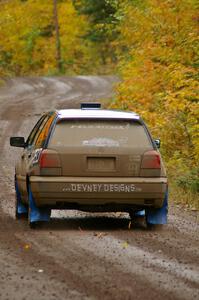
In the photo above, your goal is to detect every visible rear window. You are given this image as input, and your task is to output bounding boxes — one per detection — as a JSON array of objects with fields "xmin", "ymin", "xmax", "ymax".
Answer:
[{"xmin": 48, "ymin": 120, "xmax": 151, "ymax": 148}]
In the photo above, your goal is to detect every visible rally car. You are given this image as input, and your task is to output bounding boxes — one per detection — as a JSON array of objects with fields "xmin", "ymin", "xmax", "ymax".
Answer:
[{"xmin": 10, "ymin": 103, "xmax": 168, "ymax": 228}]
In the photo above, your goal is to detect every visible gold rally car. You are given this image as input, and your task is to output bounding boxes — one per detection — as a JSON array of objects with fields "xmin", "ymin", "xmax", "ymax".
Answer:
[{"xmin": 10, "ymin": 103, "xmax": 168, "ymax": 228}]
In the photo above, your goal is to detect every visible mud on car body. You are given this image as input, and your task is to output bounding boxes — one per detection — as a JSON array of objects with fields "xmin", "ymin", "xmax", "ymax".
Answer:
[{"xmin": 10, "ymin": 103, "xmax": 168, "ymax": 228}]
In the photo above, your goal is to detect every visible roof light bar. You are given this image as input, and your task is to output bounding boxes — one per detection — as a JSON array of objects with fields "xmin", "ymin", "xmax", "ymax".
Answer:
[{"xmin": 81, "ymin": 103, "xmax": 101, "ymax": 110}]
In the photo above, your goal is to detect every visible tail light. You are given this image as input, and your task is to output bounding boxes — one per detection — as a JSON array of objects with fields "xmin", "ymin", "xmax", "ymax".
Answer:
[
  {"xmin": 141, "ymin": 150, "xmax": 161, "ymax": 169},
  {"xmin": 39, "ymin": 149, "xmax": 61, "ymax": 168}
]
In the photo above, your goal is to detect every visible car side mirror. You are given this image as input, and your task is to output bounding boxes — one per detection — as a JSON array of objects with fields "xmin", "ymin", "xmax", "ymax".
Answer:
[
  {"xmin": 10, "ymin": 137, "xmax": 26, "ymax": 148},
  {"xmin": 154, "ymin": 139, "xmax": 161, "ymax": 148}
]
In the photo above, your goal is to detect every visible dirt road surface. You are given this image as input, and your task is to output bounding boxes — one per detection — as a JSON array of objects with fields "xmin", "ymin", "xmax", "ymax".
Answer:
[{"xmin": 0, "ymin": 77, "xmax": 198, "ymax": 300}]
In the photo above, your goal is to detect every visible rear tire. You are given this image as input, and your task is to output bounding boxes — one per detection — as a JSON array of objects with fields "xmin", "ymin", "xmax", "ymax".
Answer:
[
  {"xmin": 129, "ymin": 210, "xmax": 146, "ymax": 228},
  {"xmin": 146, "ymin": 221, "xmax": 163, "ymax": 230},
  {"xmin": 28, "ymin": 221, "xmax": 39, "ymax": 229},
  {"xmin": 146, "ymin": 221, "xmax": 155, "ymax": 230}
]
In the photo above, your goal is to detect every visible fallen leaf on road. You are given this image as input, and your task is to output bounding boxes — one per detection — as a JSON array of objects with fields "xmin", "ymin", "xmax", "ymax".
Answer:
[
  {"xmin": 122, "ymin": 241, "xmax": 128, "ymax": 249},
  {"xmin": 24, "ymin": 244, "xmax": 30, "ymax": 250}
]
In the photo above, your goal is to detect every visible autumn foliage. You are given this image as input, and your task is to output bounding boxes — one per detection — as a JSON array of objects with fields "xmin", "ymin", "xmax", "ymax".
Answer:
[
  {"xmin": 0, "ymin": 0, "xmax": 95, "ymax": 75},
  {"xmin": 110, "ymin": 0, "xmax": 199, "ymax": 194}
]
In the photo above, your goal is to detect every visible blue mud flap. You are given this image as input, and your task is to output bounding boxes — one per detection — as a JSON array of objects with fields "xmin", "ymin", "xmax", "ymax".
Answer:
[
  {"xmin": 15, "ymin": 179, "xmax": 28, "ymax": 215},
  {"xmin": 146, "ymin": 190, "xmax": 168, "ymax": 225},
  {"xmin": 28, "ymin": 185, "xmax": 51, "ymax": 223}
]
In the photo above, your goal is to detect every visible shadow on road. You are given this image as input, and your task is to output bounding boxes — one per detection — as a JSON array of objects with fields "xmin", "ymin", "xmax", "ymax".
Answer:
[{"xmin": 34, "ymin": 214, "xmax": 148, "ymax": 232}]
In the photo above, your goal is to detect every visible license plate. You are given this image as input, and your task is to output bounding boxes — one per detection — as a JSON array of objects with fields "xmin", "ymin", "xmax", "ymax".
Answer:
[{"xmin": 87, "ymin": 157, "xmax": 116, "ymax": 172}]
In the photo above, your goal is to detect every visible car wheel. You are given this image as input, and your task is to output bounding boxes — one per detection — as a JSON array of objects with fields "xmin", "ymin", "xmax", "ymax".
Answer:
[
  {"xmin": 129, "ymin": 210, "xmax": 146, "ymax": 228},
  {"xmin": 146, "ymin": 221, "xmax": 164, "ymax": 230},
  {"xmin": 145, "ymin": 221, "xmax": 155, "ymax": 230}
]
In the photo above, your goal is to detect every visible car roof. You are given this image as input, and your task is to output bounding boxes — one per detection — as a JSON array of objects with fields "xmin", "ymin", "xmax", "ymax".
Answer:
[{"xmin": 56, "ymin": 109, "xmax": 140, "ymax": 121}]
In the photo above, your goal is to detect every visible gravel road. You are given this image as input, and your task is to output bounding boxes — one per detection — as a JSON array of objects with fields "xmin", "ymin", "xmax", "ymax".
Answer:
[{"xmin": 0, "ymin": 77, "xmax": 198, "ymax": 300}]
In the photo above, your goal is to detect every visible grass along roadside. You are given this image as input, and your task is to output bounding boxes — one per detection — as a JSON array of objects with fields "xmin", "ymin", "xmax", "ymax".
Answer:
[{"xmin": 169, "ymin": 180, "xmax": 199, "ymax": 211}]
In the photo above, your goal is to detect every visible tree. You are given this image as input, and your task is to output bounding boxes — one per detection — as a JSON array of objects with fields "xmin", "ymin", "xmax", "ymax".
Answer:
[
  {"xmin": 111, "ymin": 0, "xmax": 199, "ymax": 188},
  {"xmin": 0, "ymin": 0, "xmax": 94, "ymax": 76},
  {"xmin": 73, "ymin": 0, "xmax": 121, "ymax": 64}
]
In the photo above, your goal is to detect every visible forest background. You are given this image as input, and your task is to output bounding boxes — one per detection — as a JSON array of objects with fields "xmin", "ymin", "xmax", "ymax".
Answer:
[{"xmin": 0, "ymin": 0, "xmax": 198, "ymax": 209}]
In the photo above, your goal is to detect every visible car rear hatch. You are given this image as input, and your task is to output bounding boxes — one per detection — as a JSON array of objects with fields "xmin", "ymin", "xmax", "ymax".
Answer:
[{"xmin": 47, "ymin": 119, "xmax": 154, "ymax": 177}]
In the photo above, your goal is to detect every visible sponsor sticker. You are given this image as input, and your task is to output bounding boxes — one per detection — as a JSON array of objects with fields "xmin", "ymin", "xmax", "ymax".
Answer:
[{"xmin": 62, "ymin": 183, "xmax": 141, "ymax": 193}]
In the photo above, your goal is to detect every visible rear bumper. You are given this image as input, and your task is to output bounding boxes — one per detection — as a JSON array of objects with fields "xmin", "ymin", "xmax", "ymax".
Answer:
[{"xmin": 29, "ymin": 176, "xmax": 168, "ymax": 209}]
